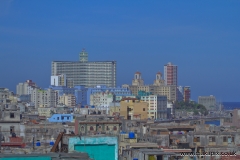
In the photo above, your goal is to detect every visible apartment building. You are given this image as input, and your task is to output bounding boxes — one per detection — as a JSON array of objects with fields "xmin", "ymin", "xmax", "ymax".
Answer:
[
  {"xmin": 51, "ymin": 49, "xmax": 116, "ymax": 87},
  {"xmin": 120, "ymin": 98, "xmax": 148, "ymax": 120},
  {"xmin": 59, "ymin": 94, "xmax": 76, "ymax": 107},
  {"xmin": 141, "ymin": 95, "xmax": 167, "ymax": 119},
  {"xmin": 16, "ymin": 80, "xmax": 38, "ymax": 96},
  {"xmin": 31, "ymin": 88, "xmax": 57, "ymax": 108},
  {"xmin": 90, "ymin": 91, "xmax": 115, "ymax": 113},
  {"xmin": 164, "ymin": 62, "xmax": 177, "ymax": 86}
]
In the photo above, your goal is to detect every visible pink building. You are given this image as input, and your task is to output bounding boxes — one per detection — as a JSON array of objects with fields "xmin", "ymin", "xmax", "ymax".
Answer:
[{"xmin": 164, "ymin": 62, "xmax": 178, "ymax": 86}]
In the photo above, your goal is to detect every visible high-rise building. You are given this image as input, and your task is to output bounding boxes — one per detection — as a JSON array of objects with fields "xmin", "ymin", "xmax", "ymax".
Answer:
[
  {"xmin": 16, "ymin": 80, "xmax": 38, "ymax": 96},
  {"xmin": 183, "ymin": 86, "xmax": 191, "ymax": 102},
  {"xmin": 164, "ymin": 62, "xmax": 178, "ymax": 86},
  {"xmin": 177, "ymin": 86, "xmax": 191, "ymax": 102},
  {"xmin": 51, "ymin": 49, "xmax": 116, "ymax": 87},
  {"xmin": 31, "ymin": 88, "xmax": 57, "ymax": 108}
]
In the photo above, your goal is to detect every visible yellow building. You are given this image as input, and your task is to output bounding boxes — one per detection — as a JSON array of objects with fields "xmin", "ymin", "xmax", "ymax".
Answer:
[
  {"xmin": 126, "ymin": 72, "xmax": 177, "ymax": 102},
  {"xmin": 120, "ymin": 98, "xmax": 148, "ymax": 120},
  {"xmin": 59, "ymin": 94, "xmax": 76, "ymax": 107}
]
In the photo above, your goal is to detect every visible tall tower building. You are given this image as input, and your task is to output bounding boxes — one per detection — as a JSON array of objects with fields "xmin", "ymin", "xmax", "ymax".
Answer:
[
  {"xmin": 79, "ymin": 49, "xmax": 88, "ymax": 62},
  {"xmin": 164, "ymin": 62, "xmax": 178, "ymax": 86},
  {"xmin": 52, "ymin": 49, "xmax": 116, "ymax": 87}
]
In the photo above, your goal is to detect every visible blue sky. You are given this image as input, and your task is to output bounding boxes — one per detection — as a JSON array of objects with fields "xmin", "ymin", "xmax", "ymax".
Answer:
[{"xmin": 0, "ymin": 0, "xmax": 240, "ymax": 101}]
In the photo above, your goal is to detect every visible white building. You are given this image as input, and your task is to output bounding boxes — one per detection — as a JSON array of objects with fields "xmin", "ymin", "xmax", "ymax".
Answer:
[
  {"xmin": 141, "ymin": 95, "xmax": 167, "ymax": 119},
  {"xmin": 51, "ymin": 74, "xmax": 67, "ymax": 86},
  {"xmin": 31, "ymin": 88, "xmax": 57, "ymax": 108},
  {"xmin": 51, "ymin": 49, "xmax": 116, "ymax": 87},
  {"xmin": 16, "ymin": 80, "xmax": 38, "ymax": 95},
  {"xmin": 90, "ymin": 91, "xmax": 115, "ymax": 113}
]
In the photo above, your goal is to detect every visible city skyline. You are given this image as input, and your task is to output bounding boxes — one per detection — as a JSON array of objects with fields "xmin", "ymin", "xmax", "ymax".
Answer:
[{"xmin": 1, "ymin": 1, "xmax": 240, "ymax": 101}]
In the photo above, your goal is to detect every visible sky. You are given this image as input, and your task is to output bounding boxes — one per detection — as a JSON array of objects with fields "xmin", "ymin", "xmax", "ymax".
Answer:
[{"xmin": 0, "ymin": 0, "xmax": 240, "ymax": 102}]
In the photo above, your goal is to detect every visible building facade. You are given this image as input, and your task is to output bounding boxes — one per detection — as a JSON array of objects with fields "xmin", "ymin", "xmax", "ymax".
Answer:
[
  {"xmin": 16, "ymin": 80, "xmax": 38, "ymax": 96},
  {"xmin": 31, "ymin": 88, "xmax": 57, "ymax": 108},
  {"xmin": 126, "ymin": 72, "xmax": 177, "ymax": 102},
  {"xmin": 183, "ymin": 86, "xmax": 191, "ymax": 102},
  {"xmin": 59, "ymin": 94, "xmax": 76, "ymax": 107},
  {"xmin": 51, "ymin": 49, "xmax": 116, "ymax": 87},
  {"xmin": 141, "ymin": 95, "xmax": 167, "ymax": 119},
  {"xmin": 198, "ymin": 95, "xmax": 216, "ymax": 110},
  {"xmin": 87, "ymin": 85, "xmax": 132, "ymax": 104},
  {"xmin": 164, "ymin": 62, "xmax": 178, "ymax": 86},
  {"xmin": 51, "ymin": 74, "xmax": 67, "ymax": 86},
  {"xmin": 90, "ymin": 91, "xmax": 115, "ymax": 113},
  {"xmin": 120, "ymin": 98, "xmax": 148, "ymax": 120},
  {"xmin": 48, "ymin": 85, "xmax": 88, "ymax": 106}
]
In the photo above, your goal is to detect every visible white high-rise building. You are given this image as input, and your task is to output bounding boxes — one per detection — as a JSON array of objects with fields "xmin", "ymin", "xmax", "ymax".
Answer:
[
  {"xmin": 16, "ymin": 80, "xmax": 38, "ymax": 95},
  {"xmin": 51, "ymin": 49, "xmax": 116, "ymax": 87},
  {"xmin": 164, "ymin": 62, "xmax": 178, "ymax": 86}
]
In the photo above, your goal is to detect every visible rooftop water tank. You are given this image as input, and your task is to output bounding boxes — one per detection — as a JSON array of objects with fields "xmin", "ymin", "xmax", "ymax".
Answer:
[
  {"xmin": 129, "ymin": 132, "xmax": 135, "ymax": 139},
  {"xmin": 36, "ymin": 141, "xmax": 41, "ymax": 146},
  {"xmin": 50, "ymin": 141, "xmax": 54, "ymax": 146}
]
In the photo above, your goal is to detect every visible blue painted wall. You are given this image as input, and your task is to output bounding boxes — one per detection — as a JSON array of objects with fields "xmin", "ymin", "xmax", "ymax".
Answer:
[
  {"xmin": 69, "ymin": 136, "xmax": 118, "ymax": 160},
  {"xmin": 48, "ymin": 114, "xmax": 73, "ymax": 122},
  {"xmin": 48, "ymin": 85, "xmax": 87, "ymax": 105}
]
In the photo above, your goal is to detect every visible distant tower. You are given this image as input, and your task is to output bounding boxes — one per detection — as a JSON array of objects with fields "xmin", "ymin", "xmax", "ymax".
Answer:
[
  {"xmin": 132, "ymin": 72, "xmax": 144, "ymax": 86},
  {"xmin": 164, "ymin": 62, "xmax": 177, "ymax": 86},
  {"xmin": 153, "ymin": 72, "xmax": 164, "ymax": 86},
  {"xmin": 79, "ymin": 49, "xmax": 88, "ymax": 62}
]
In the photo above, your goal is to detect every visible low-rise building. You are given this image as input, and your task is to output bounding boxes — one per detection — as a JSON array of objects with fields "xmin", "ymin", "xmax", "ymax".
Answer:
[{"xmin": 48, "ymin": 114, "xmax": 73, "ymax": 123}]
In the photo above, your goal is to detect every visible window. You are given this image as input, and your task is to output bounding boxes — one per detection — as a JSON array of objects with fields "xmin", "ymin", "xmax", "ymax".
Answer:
[
  {"xmin": 57, "ymin": 117, "xmax": 59, "ymax": 120},
  {"xmin": 106, "ymin": 126, "xmax": 109, "ymax": 131},
  {"xmin": 10, "ymin": 113, "xmax": 15, "ymax": 118},
  {"xmin": 90, "ymin": 126, "xmax": 94, "ymax": 131},
  {"xmin": 10, "ymin": 126, "xmax": 15, "ymax": 134},
  {"xmin": 81, "ymin": 126, "xmax": 84, "ymax": 132},
  {"xmin": 223, "ymin": 137, "xmax": 227, "ymax": 142},
  {"xmin": 113, "ymin": 126, "xmax": 117, "ymax": 131},
  {"xmin": 209, "ymin": 137, "xmax": 215, "ymax": 142},
  {"xmin": 143, "ymin": 108, "xmax": 145, "ymax": 111},
  {"xmin": 194, "ymin": 137, "xmax": 200, "ymax": 142}
]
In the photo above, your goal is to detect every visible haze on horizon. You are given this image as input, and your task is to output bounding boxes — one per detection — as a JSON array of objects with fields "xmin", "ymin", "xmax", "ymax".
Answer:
[{"xmin": 0, "ymin": 0, "xmax": 240, "ymax": 102}]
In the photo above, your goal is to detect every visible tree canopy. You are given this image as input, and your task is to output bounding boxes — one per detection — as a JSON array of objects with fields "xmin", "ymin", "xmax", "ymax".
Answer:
[{"xmin": 174, "ymin": 101, "xmax": 208, "ymax": 116}]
